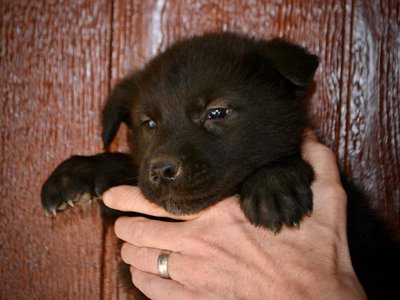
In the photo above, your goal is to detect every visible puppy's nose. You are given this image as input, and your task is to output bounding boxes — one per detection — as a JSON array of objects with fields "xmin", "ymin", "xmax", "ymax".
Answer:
[{"xmin": 149, "ymin": 159, "xmax": 182, "ymax": 184}]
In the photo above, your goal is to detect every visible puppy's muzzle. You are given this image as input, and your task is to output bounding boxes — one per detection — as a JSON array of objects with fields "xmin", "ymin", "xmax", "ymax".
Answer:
[{"xmin": 149, "ymin": 158, "xmax": 182, "ymax": 185}]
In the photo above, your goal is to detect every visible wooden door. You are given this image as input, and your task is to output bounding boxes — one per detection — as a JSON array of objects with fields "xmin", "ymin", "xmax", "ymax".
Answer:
[{"xmin": 1, "ymin": 1, "xmax": 399, "ymax": 299}]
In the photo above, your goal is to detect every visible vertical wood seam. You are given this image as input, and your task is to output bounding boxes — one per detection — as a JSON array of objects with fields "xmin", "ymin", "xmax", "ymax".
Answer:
[
  {"xmin": 343, "ymin": 0, "xmax": 356, "ymax": 175},
  {"xmin": 100, "ymin": 1, "xmax": 115, "ymax": 299}
]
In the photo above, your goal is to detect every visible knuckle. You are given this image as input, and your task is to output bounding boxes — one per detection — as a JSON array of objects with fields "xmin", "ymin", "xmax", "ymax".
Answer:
[
  {"xmin": 128, "ymin": 218, "xmax": 147, "ymax": 243},
  {"xmin": 314, "ymin": 143, "xmax": 335, "ymax": 159},
  {"xmin": 144, "ymin": 249, "xmax": 155, "ymax": 272},
  {"xmin": 115, "ymin": 217, "xmax": 146, "ymax": 243},
  {"xmin": 136, "ymin": 247, "xmax": 151, "ymax": 271},
  {"xmin": 125, "ymin": 189, "xmax": 138, "ymax": 206},
  {"xmin": 322, "ymin": 147, "xmax": 337, "ymax": 163},
  {"xmin": 319, "ymin": 182, "xmax": 347, "ymax": 202},
  {"xmin": 304, "ymin": 139, "xmax": 334, "ymax": 159}
]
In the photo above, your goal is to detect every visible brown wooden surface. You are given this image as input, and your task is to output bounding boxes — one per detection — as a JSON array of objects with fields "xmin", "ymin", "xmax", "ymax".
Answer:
[{"xmin": 1, "ymin": 0, "xmax": 399, "ymax": 299}]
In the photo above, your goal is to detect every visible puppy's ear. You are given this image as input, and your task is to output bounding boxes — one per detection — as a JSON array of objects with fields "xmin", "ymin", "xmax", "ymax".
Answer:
[
  {"xmin": 262, "ymin": 38, "xmax": 319, "ymax": 87},
  {"xmin": 102, "ymin": 75, "xmax": 137, "ymax": 149}
]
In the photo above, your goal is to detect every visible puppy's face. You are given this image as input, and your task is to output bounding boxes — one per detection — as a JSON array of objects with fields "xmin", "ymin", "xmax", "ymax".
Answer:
[{"xmin": 102, "ymin": 33, "xmax": 318, "ymax": 214}]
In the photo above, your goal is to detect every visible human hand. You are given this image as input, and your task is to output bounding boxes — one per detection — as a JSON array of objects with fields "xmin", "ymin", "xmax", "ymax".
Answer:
[{"xmin": 103, "ymin": 133, "xmax": 366, "ymax": 299}]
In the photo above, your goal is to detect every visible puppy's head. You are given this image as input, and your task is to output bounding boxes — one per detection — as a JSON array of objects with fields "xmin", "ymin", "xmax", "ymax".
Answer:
[{"xmin": 102, "ymin": 33, "xmax": 318, "ymax": 214}]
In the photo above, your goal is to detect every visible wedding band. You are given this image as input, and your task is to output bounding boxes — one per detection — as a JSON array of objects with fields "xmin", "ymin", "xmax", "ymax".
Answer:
[{"xmin": 157, "ymin": 250, "xmax": 171, "ymax": 279}]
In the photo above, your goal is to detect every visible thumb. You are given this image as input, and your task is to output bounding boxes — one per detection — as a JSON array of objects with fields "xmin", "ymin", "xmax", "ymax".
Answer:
[{"xmin": 103, "ymin": 185, "xmax": 194, "ymax": 220}]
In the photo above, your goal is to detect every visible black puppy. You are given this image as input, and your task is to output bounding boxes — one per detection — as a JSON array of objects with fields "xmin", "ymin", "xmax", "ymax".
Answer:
[
  {"xmin": 42, "ymin": 32, "xmax": 317, "ymax": 233},
  {"xmin": 41, "ymin": 33, "xmax": 399, "ymax": 298}
]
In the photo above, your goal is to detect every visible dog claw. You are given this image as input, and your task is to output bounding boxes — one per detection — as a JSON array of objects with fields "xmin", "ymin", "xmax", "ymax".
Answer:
[
  {"xmin": 57, "ymin": 202, "xmax": 68, "ymax": 210},
  {"xmin": 67, "ymin": 200, "xmax": 74, "ymax": 207},
  {"xmin": 47, "ymin": 208, "xmax": 57, "ymax": 216}
]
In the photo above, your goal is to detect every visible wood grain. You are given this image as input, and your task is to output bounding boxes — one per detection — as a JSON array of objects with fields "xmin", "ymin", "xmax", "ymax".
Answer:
[
  {"xmin": 1, "ymin": 1, "xmax": 112, "ymax": 299},
  {"xmin": 1, "ymin": 0, "xmax": 399, "ymax": 299},
  {"xmin": 320, "ymin": 0, "xmax": 400, "ymax": 228}
]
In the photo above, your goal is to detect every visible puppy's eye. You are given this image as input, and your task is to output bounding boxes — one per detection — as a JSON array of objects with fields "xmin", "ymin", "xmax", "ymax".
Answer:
[
  {"xmin": 143, "ymin": 119, "xmax": 157, "ymax": 129},
  {"xmin": 206, "ymin": 108, "xmax": 231, "ymax": 120}
]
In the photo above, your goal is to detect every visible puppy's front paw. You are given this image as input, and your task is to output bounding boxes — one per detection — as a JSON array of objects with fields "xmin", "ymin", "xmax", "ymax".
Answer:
[
  {"xmin": 240, "ymin": 158, "xmax": 314, "ymax": 233},
  {"xmin": 41, "ymin": 156, "xmax": 100, "ymax": 215}
]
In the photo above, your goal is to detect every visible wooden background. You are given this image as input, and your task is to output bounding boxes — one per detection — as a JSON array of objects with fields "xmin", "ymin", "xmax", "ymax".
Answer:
[{"xmin": 1, "ymin": 0, "xmax": 399, "ymax": 299}]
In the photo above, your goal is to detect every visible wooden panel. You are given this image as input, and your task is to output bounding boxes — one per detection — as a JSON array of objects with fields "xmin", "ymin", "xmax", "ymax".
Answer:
[
  {"xmin": 339, "ymin": 0, "xmax": 400, "ymax": 223},
  {"xmin": 315, "ymin": 0, "xmax": 400, "ymax": 231},
  {"xmin": 1, "ymin": 0, "xmax": 399, "ymax": 299},
  {"xmin": 1, "ymin": 1, "xmax": 112, "ymax": 299}
]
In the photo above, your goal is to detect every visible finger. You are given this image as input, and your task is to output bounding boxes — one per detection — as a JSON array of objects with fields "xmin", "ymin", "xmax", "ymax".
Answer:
[
  {"xmin": 121, "ymin": 244, "xmax": 168, "ymax": 275},
  {"xmin": 115, "ymin": 216, "xmax": 186, "ymax": 251},
  {"xmin": 301, "ymin": 130, "xmax": 341, "ymax": 184},
  {"xmin": 130, "ymin": 266, "xmax": 198, "ymax": 300},
  {"xmin": 301, "ymin": 130, "xmax": 347, "ymax": 225},
  {"xmin": 103, "ymin": 186, "xmax": 194, "ymax": 220},
  {"xmin": 121, "ymin": 244, "xmax": 189, "ymax": 282}
]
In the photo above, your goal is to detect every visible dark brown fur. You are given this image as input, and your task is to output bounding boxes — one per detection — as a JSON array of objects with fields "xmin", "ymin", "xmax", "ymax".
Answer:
[{"xmin": 41, "ymin": 32, "xmax": 399, "ymax": 299}]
